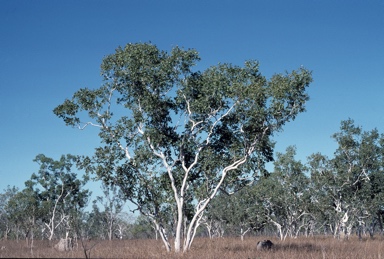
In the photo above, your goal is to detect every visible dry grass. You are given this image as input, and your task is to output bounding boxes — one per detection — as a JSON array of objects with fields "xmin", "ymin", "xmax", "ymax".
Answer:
[{"xmin": 1, "ymin": 236, "xmax": 384, "ymax": 258}]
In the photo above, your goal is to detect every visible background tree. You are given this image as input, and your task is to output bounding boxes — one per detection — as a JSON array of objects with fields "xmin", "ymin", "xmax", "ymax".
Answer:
[
  {"xmin": 0, "ymin": 186, "xmax": 18, "ymax": 240},
  {"xmin": 307, "ymin": 152, "xmax": 335, "ymax": 236},
  {"xmin": 54, "ymin": 42, "xmax": 312, "ymax": 252},
  {"xmin": 114, "ymin": 212, "xmax": 135, "ymax": 239},
  {"xmin": 6, "ymin": 186, "xmax": 41, "ymax": 245},
  {"xmin": 94, "ymin": 183, "xmax": 126, "ymax": 240},
  {"xmin": 331, "ymin": 119, "xmax": 384, "ymax": 239},
  {"xmin": 130, "ymin": 215, "xmax": 157, "ymax": 239},
  {"xmin": 272, "ymin": 146, "xmax": 312, "ymax": 239},
  {"xmin": 27, "ymin": 154, "xmax": 91, "ymax": 241},
  {"xmin": 307, "ymin": 120, "xmax": 384, "ymax": 239},
  {"xmin": 83, "ymin": 202, "xmax": 107, "ymax": 239},
  {"xmin": 252, "ymin": 147, "xmax": 311, "ymax": 240},
  {"xmin": 205, "ymin": 188, "xmax": 266, "ymax": 240}
]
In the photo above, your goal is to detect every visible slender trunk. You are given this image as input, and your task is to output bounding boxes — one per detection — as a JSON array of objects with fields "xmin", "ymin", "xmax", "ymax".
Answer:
[
  {"xmin": 4, "ymin": 226, "xmax": 10, "ymax": 240},
  {"xmin": 346, "ymin": 224, "xmax": 353, "ymax": 240},
  {"xmin": 183, "ymin": 216, "xmax": 187, "ymax": 241},
  {"xmin": 30, "ymin": 230, "xmax": 34, "ymax": 257},
  {"xmin": 183, "ymin": 207, "xmax": 202, "ymax": 251},
  {"xmin": 333, "ymin": 222, "xmax": 339, "ymax": 239},
  {"xmin": 283, "ymin": 229, "xmax": 289, "ymax": 241},
  {"xmin": 294, "ymin": 226, "xmax": 301, "ymax": 238},
  {"xmin": 206, "ymin": 224, "xmax": 212, "ymax": 239},
  {"xmin": 339, "ymin": 226, "xmax": 345, "ymax": 240},
  {"xmin": 202, "ymin": 218, "xmax": 213, "ymax": 239},
  {"xmin": 358, "ymin": 223, "xmax": 363, "ymax": 240},
  {"xmin": 377, "ymin": 211, "xmax": 383, "ymax": 236},
  {"xmin": 369, "ymin": 219, "xmax": 376, "ymax": 238},
  {"xmin": 174, "ymin": 197, "xmax": 184, "ymax": 253},
  {"xmin": 240, "ymin": 227, "xmax": 251, "ymax": 241},
  {"xmin": 270, "ymin": 219, "xmax": 283, "ymax": 240},
  {"xmin": 277, "ymin": 227, "xmax": 283, "ymax": 240},
  {"xmin": 16, "ymin": 225, "xmax": 20, "ymax": 242},
  {"xmin": 155, "ymin": 222, "xmax": 171, "ymax": 252},
  {"xmin": 108, "ymin": 217, "xmax": 113, "ymax": 241},
  {"xmin": 47, "ymin": 218, "xmax": 55, "ymax": 241},
  {"xmin": 187, "ymin": 211, "xmax": 204, "ymax": 250}
]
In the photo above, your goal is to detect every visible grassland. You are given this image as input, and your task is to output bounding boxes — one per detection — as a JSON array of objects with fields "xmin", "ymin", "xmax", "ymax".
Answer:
[{"xmin": 1, "ymin": 236, "xmax": 384, "ymax": 258}]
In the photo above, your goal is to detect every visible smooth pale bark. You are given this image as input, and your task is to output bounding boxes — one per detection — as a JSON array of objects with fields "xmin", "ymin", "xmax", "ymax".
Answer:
[
  {"xmin": 240, "ymin": 227, "xmax": 252, "ymax": 241},
  {"xmin": 45, "ymin": 183, "xmax": 71, "ymax": 241}
]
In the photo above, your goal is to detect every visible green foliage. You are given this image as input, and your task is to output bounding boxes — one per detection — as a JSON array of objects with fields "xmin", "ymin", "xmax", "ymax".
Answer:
[
  {"xmin": 55, "ymin": 42, "xmax": 311, "ymax": 195},
  {"xmin": 4, "ymin": 119, "xmax": 384, "ymax": 241},
  {"xmin": 9, "ymin": 154, "xmax": 92, "ymax": 240},
  {"xmin": 307, "ymin": 119, "xmax": 384, "ymax": 238},
  {"xmin": 205, "ymin": 187, "xmax": 267, "ymax": 237},
  {"xmin": 54, "ymin": 42, "xmax": 312, "ymax": 251},
  {"xmin": 30, "ymin": 154, "xmax": 90, "ymax": 211},
  {"xmin": 6, "ymin": 187, "xmax": 40, "ymax": 240},
  {"xmin": 0, "ymin": 186, "xmax": 19, "ymax": 239},
  {"xmin": 256, "ymin": 147, "xmax": 311, "ymax": 239},
  {"xmin": 130, "ymin": 215, "xmax": 157, "ymax": 239}
]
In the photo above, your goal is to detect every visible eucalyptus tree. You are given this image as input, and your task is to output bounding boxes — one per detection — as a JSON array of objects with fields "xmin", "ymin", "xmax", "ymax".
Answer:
[
  {"xmin": 227, "ymin": 187, "xmax": 267, "ymax": 240},
  {"xmin": 28, "ymin": 154, "xmax": 91, "ymax": 240},
  {"xmin": 255, "ymin": 146, "xmax": 311, "ymax": 240},
  {"xmin": 95, "ymin": 183, "xmax": 126, "ymax": 240},
  {"xmin": 331, "ymin": 119, "xmax": 384, "ymax": 238},
  {"xmin": 114, "ymin": 212, "xmax": 135, "ymax": 239},
  {"xmin": 273, "ymin": 146, "xmax": 312, "ymax": 238},
  {"xmin": 307, "ymin": 152, "xmax": 336, "ymax": 235},
  {"xmin": 202, "ymin": 192, "xmax": 229, "ymax": 238},
  {"xmin": 54, "ymin": 42, "xmax": 312, "ymax": 252},
  {"xmin": 308, "ymin": 120, "xmax": 384, "ymax": 239},
  {"xmin": 6, "ymin": 186, "xmax": 41, "ymax": 243},
  {"xmin": 205, "ymin": 187, "xmax": 266, "ymax": 240},
  {"xmin": 0, "ymin": 186, "xmax": 18, "ymax": 239},
  {"xmin": 308, "ymin": 149, "xmax": 357, "ymax": 238},
  {"xmin": 84, "ymin": 202, "xmax": 107, "ymax": 239},
  {"xmin": 131, "ymin": 215, "xmax": 157, "ymax": 239}
]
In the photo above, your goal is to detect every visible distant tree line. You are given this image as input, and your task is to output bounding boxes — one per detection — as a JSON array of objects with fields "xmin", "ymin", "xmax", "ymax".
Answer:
[
  {"xmin": 1, "ymin": 119, "xmax": 383, "ymax": 244},
  {"xmin": 203, "ymin": 119, "xmax": 384, "ymax": 241},
  {"xmin": 0, "ymin": 154, "xmax": 156, "ymax": 243}
]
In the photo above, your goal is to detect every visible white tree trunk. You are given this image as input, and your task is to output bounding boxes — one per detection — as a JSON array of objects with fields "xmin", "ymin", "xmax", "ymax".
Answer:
[
  {"xmin": 151, "ymin": 219, "xmax": 171, "ymax": 252},
  {"xmin": 174, "ymin": 198, "xmax": 183, "ymax": 253},
  {"xmin": 270, "ymin": 219, "xmax": 284, "ymax": 240},
  {"xmin": 240, "ymin": 227, "xmax": 251, "ymax": 241},
  {"xmin": 45, "ymin": 177, "xmax": 71, "ymax": 241}
]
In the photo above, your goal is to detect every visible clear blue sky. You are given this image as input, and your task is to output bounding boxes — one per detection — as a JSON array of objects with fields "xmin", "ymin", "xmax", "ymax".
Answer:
[{"xmin": 1, "ymin": 0, "xmax": 383, "ymax": 196}]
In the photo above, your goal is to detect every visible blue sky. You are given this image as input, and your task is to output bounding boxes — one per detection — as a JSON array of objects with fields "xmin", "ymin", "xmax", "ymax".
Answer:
[{"xmin": 0, "ymin": 0, "xmax": 383, "ymax": 198}]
